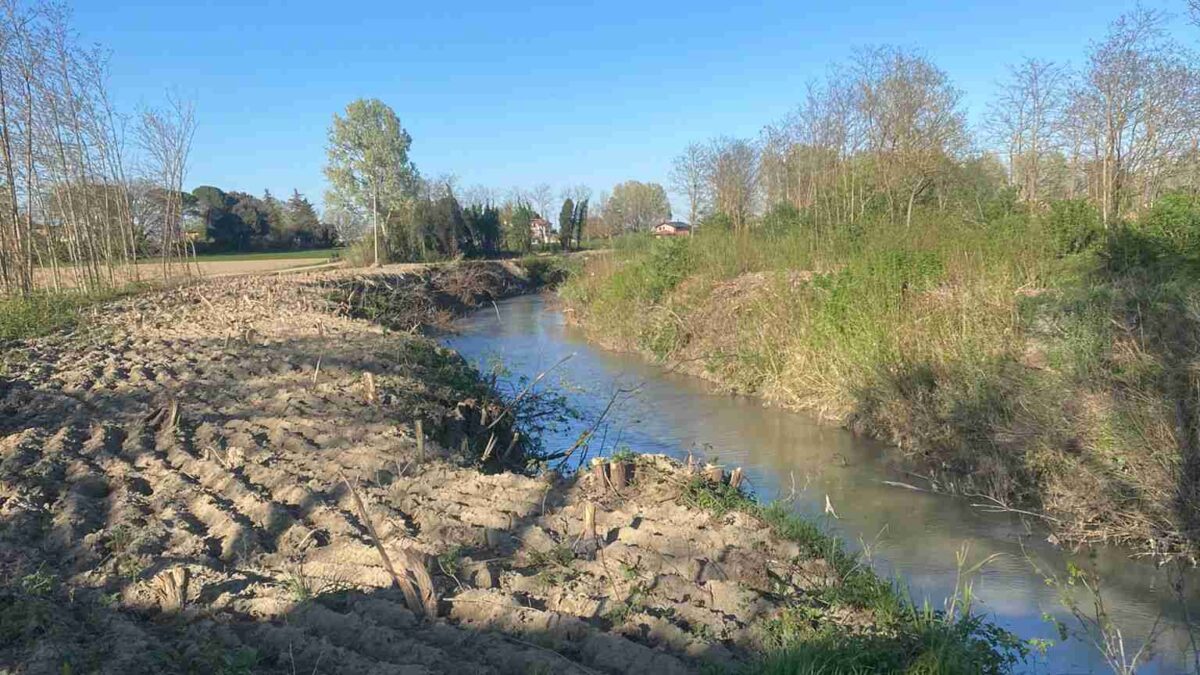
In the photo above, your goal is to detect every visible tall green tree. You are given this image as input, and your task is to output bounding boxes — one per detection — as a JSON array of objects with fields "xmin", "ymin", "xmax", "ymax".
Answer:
[
  {"xmin": 284, "ymin": 189, "xmax": 321, "ymax": 247},
  {"xmin": 558, "ymin": 198, "xmax": 575, "ymax": 250},
  {"xmin": 323, "ymin": 98, "xmax": 418, "ymax": 265},
  {"xmin": 464, "ymin": 204, "xmax": 502, "ymax": 255},
  {"xmin": 507, "ymin": 201, "xmax": 534, "ymax": 253},
  {"xmin": 192, "ymin": 186, "xmax": 270, "ymax": 251},
  {"xmin": 418, "ymin": 194, "xmax": 469, "ymax": 257},
  {"xmin": 192, "ymin": 185, "xmax": 238, "ymax": 249},
  {"xmin": 262, "ymin": 189, "xmax": 287, "ymax": 247},
  {"xmin": 227, "ymin": 192, "xmax": 270, "ymax": 245},
  {"xmin": 573, "ymin": 199, "xmax": 588, "ymax": 248},
  {"xmin": 606, "ymin": 181, "xmax": 671, "ymax": 232}
]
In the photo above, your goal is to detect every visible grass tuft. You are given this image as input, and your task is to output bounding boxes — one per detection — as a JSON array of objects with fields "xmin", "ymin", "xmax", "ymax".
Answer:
[
  {"xmin": 0, "ymin": 287, "xmax": 136, "ymax": 341},
  {"xmin": 678, "ymin": 477, "xmax": 1027, "ymax": 674}
]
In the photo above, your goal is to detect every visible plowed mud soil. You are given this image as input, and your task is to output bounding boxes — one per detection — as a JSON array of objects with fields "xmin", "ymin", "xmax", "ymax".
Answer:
[{"xmin": 1, "ymin": 263, "xmax": 872, "ymax": 674}]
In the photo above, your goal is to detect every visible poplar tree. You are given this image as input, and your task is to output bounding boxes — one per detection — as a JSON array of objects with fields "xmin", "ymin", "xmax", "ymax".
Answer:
[
  {"xmin": 573, "ymin": 199, "xmax": 588, "ymax": 248},
  {"xmin": 558, "ymin": 198, "xmax": 574, "ymax": 250},
  {"xmin": 323, "ymin": 99, "xmax": 417, "ymax": 265}
]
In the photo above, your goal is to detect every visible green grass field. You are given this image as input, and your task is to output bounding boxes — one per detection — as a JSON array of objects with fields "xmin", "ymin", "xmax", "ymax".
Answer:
[{"xmin": 191, "ymin": 248, "xmax": 343, "ymax": 262}]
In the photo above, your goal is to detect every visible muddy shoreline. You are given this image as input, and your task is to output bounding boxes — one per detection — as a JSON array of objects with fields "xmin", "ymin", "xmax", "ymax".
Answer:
[{"xmin": 0, "ymin": 262, "xmax": 1017, "ymax": 674}]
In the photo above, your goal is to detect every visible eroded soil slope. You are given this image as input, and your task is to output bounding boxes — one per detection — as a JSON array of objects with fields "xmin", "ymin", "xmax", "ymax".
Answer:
[{"xmin": 1, "ymin": 265, "xmax": 881, "ymax": 674}]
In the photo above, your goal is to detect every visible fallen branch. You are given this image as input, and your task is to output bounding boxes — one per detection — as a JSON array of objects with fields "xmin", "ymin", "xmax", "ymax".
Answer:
[
  {"xmin": 340, "ymin": 472, "xmax": 437, "ymax": 618},
  {"xmin": 550, "ymin": 384, "xmax": 641, "ymax": 467},
  {"xmin": 486, "ymin": 353, "xmax": 576, "ymax": 431}
]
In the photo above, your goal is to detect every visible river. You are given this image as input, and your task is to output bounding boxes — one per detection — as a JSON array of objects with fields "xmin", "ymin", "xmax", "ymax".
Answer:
[{"xmin": 444, "ymin": 293, "xmax": 1200, "ymax": 674}]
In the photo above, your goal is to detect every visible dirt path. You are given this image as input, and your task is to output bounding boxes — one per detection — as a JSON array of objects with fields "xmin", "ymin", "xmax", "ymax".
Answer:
[{"xmin": 0, "ymin": 264, "xmax": 892, "ymax": 674}]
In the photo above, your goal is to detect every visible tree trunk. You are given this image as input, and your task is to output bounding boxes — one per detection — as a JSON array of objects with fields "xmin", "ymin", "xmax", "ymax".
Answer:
[{"xmin": 372, "ymin": 187, "xmax": 380, "ymax": 267}]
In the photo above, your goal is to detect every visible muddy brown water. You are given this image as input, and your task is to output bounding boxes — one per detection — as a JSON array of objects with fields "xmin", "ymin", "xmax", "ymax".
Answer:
[{"xmin": 445, "ymin": 294, "xmax": 1200, "ymax": 675}]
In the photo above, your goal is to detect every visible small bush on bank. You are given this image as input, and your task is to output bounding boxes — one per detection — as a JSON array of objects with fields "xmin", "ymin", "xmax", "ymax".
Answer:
[
  {"xmin": 515, "ymin": 254, "xmax": 577, "ymax": 287},
  {"xmin": 1044, "ymin": 199, "xmax": 1101, "ymax": 256}
]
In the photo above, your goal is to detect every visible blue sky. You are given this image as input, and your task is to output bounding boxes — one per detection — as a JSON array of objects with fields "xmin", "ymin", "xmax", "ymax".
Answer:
[{"xmin": 74, "ymin": 0, "xmax": 1191, "ymax": 213}]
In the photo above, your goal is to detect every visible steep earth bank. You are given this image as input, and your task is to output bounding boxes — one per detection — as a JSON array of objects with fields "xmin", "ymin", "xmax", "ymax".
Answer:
[{"xmin": 559, "ymin": 246, "xmax": 1200, "ymax": 563}]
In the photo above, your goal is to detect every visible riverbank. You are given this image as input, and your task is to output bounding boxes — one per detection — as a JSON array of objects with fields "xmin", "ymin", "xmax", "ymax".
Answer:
[
  {"xmin": 559, "ymin": 213, "xmax": 1200, "ymax": 562},
  {"xmin": 0, "ymin": 261, "xmax": 1022, "ymax": 673}
]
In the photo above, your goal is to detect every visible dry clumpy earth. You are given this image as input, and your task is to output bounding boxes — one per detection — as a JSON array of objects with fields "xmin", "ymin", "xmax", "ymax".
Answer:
[{"xmin": 1, "ymin": 263, "xmax": 866, "ymax": 674}]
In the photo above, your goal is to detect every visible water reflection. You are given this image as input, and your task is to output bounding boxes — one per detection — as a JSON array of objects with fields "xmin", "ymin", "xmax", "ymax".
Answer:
[{"xmin": 444, "ymin": 294, "xmax": 1200, "ymax": 674}]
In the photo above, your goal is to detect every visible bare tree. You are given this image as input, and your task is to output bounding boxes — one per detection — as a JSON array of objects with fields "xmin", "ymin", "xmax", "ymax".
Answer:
[
  {"xmin": 138, "ymin": 94, "xmax": 196, "ymax": 280},
  {"xmin": 854, "ymin": 46, "xmax": 967, "ymax": 228},
  {"xmin": 0, "ymin": 0, "xmax": 192, "ymax": 296},
  {"xmin": 560, "ymin": 183, "xmax": 591, "ymax": 207},
  {"xmin": 529, "ymin": 182, "xmax": 554, "ymax": 220},
  {"xmin": 1073, "ymin": 8, "xmax": 1200, "ymax": 224},
  {"xmin": 767, "ymin": 73, "xmax": 864, "ymax": 227},
  {"xmin": 460, "ymin": 184, "xmax": 497, "ymax": 208},
  {"xmin": 987, "ymin": 58, "xmax": 1068, "ymax": 205},
  {"xmin": 705, "ymin": 137, "xmax": 758, "ymax": 231},
  {"xmin": 670, "ymin": 142, "xmax": 709, "ymax": 226},
  {"xmin": 421, "ymin": 173, "xmax": 457, "ymax": 201}
]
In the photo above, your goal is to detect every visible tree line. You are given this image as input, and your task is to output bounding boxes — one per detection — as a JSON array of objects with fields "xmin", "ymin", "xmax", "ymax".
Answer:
[
  {"xmin": 665, "ymin": 5, "xmax": 1200, "ymax": 234},
  {"xmin": 188, "ymin": 186, "xmax": 337, "ymax": 253},
  {"xmin": 0, "ymin": 0, "xmax": 197, "ymax": 296},
  {"xmin": 323, "ymin": 100, "xmax": 604, "ymax": 264},
  {"xmin": 328, "ymin": 4, "xmax": 1200, "ymax": 263}
]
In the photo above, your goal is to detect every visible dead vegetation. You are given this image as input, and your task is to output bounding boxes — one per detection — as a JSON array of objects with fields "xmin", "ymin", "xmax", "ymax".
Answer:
[{"xmin": 324, "ymin": 260, "xmax": 534, "ymax": 333}]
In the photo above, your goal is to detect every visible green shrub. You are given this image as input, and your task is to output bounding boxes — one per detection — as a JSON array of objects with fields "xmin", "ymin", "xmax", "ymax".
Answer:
[
  {"xmin": 644, "ymin": 237, "xmax": 691, "ymax": 299},
  {"xmin": 1139, "ymin": 191, "xmax": 1200, "ymax": 255},
  {"xmin": 600, "ymin": 236, "xmax": 692, "ymax": 306},
  {"xmin": 1044, "ymin": 199, "xmax": 1101, "ymax": 255},
  {"xmin": 863, "ymin": 249, "xmax": 945, "ymax": 294},
  {"xmin": 760, "ymin": 203, "xmax": 807, "ymax": 236},
  {"xmin": 1103, "ymin": 191, "xmax": 1200, "ymax": 275},
  {"xmin": 516, "ymin": 255, "xmax": 575, "ymax": 287},
  {"xmin": 343, "ymin": 236, "xmax": 387, "ymax": 267},
  {"xmin": 698, "ymin": 211, "xmax": 734, "ymax": 233}
]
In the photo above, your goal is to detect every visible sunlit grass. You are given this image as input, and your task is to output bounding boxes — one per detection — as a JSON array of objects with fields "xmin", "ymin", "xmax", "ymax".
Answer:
[
  {"xmin": 0, "ymin": 286, "xmax": 142, "ymax": 341},
  {"xmin": 562, "ymin": 201, "xmax": 1200, "ymax": 558}
]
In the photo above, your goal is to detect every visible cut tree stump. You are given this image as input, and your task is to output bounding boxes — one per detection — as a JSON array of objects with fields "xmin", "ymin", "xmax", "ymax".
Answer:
[
  {"xmin": 610, "ymin": 461, "xmax": 629, "ymax": 490},
  {"xmin": 591, "ymin": 459, "xmax": 608, "ymax": 487},
  {"xmin": 703, "ymin": 464, "xmax": 724, "ymax": 484}
]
